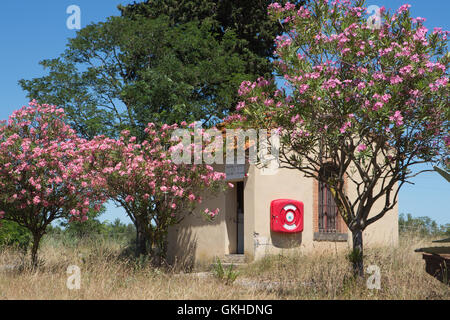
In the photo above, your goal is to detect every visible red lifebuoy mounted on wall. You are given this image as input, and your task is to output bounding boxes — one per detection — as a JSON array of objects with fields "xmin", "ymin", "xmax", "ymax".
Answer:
[{"xmin": 270, "ymin": 199, "xmax": 304, "ymax": 233}]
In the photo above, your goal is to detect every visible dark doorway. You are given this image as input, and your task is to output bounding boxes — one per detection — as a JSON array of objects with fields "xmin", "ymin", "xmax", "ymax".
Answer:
[{"xmin": 236, "ymin": 181, "xmax": 244, "ymax": 254}]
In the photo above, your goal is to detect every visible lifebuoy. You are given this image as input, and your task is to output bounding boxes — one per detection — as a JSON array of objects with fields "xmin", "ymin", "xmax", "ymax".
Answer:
[
  {"xmin": 270, "ymin": 199, "xmax": 304, "ymax": 233},
  {"xmin": 280, "ymin": 204, "xmax": 301, "ymax": 231}
]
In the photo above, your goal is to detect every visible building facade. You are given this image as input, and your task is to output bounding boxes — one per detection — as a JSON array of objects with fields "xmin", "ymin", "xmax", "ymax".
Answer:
[{"xmin": 167, "ymin": 162, "xmax": 399, "ymax": 267}]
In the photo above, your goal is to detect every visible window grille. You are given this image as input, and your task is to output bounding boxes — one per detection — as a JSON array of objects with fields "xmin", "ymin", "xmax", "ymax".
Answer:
[{"xmin": 318, "ymin": 168, "xmax": 339, "ymax": 233}]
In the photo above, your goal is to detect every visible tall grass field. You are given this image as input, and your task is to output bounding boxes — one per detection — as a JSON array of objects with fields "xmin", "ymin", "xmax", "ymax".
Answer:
[{"xmin": 0, "ymin": 232, "xmax": 448, "ymax": 300}]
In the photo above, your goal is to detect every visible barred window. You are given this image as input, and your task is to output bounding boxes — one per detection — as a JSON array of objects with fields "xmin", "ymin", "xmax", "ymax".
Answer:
[{"xmin": 318, "ymin": 168, "xmax": 340, "ymax": 233}]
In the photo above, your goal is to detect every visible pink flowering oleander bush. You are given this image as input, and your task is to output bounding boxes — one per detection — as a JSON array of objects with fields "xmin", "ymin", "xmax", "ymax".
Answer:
[
  {"xmin": 0, "ymin": 101, "xmax": 107, "ymax": 266},
  {"xmin": 231, "ymin": 0, "xmax": 449, "ymax": 276},
  {"xmin": 85, "ymin": 122, "xmax": 228, "ymax": 262}
]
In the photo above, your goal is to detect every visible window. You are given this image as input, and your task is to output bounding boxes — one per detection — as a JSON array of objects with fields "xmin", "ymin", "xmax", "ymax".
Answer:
[
  {"xmin": 314, "ymin": 166, "xmax": 348, "ymax": 241},
  {"xmin": 318, "ymin": 176, "xmax": 339, "ymax": 233}
]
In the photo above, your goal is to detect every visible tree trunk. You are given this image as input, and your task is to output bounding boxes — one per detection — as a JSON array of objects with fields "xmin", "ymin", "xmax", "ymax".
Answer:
[
  {"xmin": 135, "ymin": 220, "xmax": 148, "ymax": 257},
  {"xmin": 154, "ymin": 230, "xmax": 168, "ymax": 266},
  {"xmin": 351, "ymin": 229, "xmax": 364, "ymax": 277},
  {"xmin": 31, "ymin": 233, "xmax": 43, "ymax": 269}
]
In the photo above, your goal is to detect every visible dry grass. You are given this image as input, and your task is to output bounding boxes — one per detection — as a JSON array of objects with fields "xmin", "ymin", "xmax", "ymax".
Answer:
[
  {"xmin": 239, "ymin": 233, "xmax": 449, "ymax": 299},
  {"xmin": 0, "ymin": 233, "xmax": 448, "ymax": 300}
]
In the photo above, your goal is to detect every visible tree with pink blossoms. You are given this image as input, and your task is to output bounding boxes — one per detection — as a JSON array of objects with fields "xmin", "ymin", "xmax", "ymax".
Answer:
[
  {"xmin": 0, "ymin": 102, "xmax": 106, "ymax": 267},
  {"xmin": 232, "ymin": 0, "xmax": 449, "ymax": 276},
  {"xmin": 86, "ymin": 123, "xmax": 227, "ymax": 264}
]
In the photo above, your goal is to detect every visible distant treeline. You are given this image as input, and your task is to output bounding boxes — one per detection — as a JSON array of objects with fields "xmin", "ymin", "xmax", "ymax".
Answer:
[
  {"xmin": 0, "ymin": 208, "xmax": 135, "ymax": 251},
  {"xmin": 399, "ymin": 213, "xmax": 450, "ymax": 237}
]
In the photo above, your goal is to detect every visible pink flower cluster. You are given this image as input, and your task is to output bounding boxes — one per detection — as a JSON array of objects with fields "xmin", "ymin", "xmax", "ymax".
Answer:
[
  {"xmin": 389, "ymin": 111, "xmax": 404, "ymax": 126},
  {"xmin": 204, "ymin": 208, "xmax": 220, "ymax": 220},
  {"xmin": 275, "ymin": 35, "xmax": 292, "ymax": 49},
  {"xmin": 397, "ymin": 4, "xmax": 411, "ymax": 15},
  {"xmin": 340, "ymin": 121, "xmax": 352, "ymax": 134},
  {"xmin": 357, "ymin": 144, "xmax": 367, "ymax": 152},
  {"xmin": 444, "ymin": 136, "xmax": 450, "ymax": 148},
  {"xmin": 429, "ymin": 77, "xmax": 449, "ymax": 92}
]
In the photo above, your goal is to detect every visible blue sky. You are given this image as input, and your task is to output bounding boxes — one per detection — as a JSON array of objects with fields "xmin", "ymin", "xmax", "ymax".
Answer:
[{"xmin": 0, "ymin": 1, "xmax": 448, "ymax": 225}]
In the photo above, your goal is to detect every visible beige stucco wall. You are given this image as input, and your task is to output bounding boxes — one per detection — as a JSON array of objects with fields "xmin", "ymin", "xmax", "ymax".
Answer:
[
  {"xmin": 166, "ymin": 189, "xmax": 226, "ymax": 268},
  {"xmin": 345, "ymin": 168, "xmax": 399, "ymax": 248},
  {"xmin": 167, "ymin": 161, "xmax": 399, "ymax": 267},
  {"xmin": 250, "ymin": 162, "xmax": 349, "ymax": 260}
]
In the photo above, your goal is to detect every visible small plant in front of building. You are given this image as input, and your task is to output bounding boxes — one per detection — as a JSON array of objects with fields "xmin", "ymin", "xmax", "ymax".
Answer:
[{"xmin": 213, "ymin": 257, "xmax": 239, "ymax": 285}]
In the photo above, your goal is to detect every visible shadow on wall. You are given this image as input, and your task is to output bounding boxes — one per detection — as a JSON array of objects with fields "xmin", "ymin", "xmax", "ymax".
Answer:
[
  {"xmin": 270, "ymin": 231, "xmax": 302, "ymax": 249},
  {"xmin": 168, "ymin": 226, "xmax": 198, "ymax": 272}
]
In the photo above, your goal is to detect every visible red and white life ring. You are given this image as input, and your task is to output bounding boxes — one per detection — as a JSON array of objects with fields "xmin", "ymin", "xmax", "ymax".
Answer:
[
  {"xmin": 280, "ymin": 204, "xmax": 301, "ymax": 231},
  {"xmin": 270, "ymin": 199, "xmax": 304, "ymax": 233}
]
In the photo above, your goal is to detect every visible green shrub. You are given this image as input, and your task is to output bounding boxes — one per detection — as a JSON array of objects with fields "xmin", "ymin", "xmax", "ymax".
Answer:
[{"xmin": 0, "ymin": 220, "xmax": 32, "ymax": 250}]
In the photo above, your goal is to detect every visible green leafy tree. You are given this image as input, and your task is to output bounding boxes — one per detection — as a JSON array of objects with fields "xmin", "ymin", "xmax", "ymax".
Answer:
[
  {"xmin": 20, "ymin": 15, "xmax": 249, "ymax": 139},
  {"xmin": 0, "ymin": 220, "xmax": 32, "ymax": 251},
  {"xmin": 119, "ymin": 0, "xmax": 307, "ymax": 81}
]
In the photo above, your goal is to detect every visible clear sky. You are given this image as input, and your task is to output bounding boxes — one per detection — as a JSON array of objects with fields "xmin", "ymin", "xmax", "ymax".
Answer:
[{"xmin": 0, "ymin": 1, "xmax": 448, "ymax": 225}]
